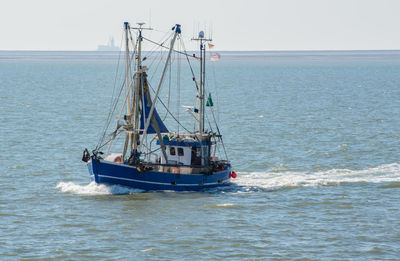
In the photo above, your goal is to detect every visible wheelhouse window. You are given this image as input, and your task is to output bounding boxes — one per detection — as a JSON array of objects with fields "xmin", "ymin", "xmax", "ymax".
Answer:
[
  {"xmin": 178, "ymin": 148, "xmax": 184, "ymax": 156},
  {"xmin": 170, "ymin": 147, "xmax": 176, "ymax": 156},
  {"xmin": 191, "ymin": 147, "xmax": 201, "ymax": 166}
]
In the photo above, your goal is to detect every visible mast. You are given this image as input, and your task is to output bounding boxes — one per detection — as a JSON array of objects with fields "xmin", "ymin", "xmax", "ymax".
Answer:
[
  {"xmin": 124, "ymin": 23, "xmax": 130, "ymax": 108},
  {"xmin": 122, "ymin": 22, "xmax": 132, "ymax": 160},
  {"xmin": 131, "ymin": 23, "xmax": 145, "ymax": 154},
  {"xmin": 192, "ymin": 31, "xmax": 212, "ymax": 134},
  {"xmin": 200, "ymin": 36, "xmax": 204, "ymax": 134},
  {"xmin": 127, "ymin": 22, "xmax": 153, "ymax": 163},
  {"xmin": 122, "ymin": 22, "xmax": 151, "ymax": 160}
]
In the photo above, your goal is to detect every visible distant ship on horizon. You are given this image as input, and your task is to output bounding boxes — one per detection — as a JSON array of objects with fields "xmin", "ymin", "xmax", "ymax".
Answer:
[{"xmin": 97, "ymin": 37, "xmax": 120, "ymax": 51}]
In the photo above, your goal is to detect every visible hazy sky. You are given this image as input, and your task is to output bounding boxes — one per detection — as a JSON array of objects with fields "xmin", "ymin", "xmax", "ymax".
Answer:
[{"xmin": 1, "ymin": 0, "xmax": 399, "ymax": 51}]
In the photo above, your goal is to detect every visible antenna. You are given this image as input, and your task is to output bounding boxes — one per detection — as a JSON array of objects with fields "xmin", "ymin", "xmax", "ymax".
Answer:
[{"xmin": 192, "ymin": 29, "xmax": 212, "ymax": 134}]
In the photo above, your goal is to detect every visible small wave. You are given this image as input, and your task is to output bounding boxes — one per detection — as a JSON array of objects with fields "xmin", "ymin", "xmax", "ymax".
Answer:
[
  {"xmin": 9, "ymin": 165, "xmax": 24, "ymax": 169},
  {"xmin": 140, "ymin": 248, "xmax": 156, "ymax": 252},
  {"xmin": 205, "ymin": 203, "xmax": 244, "ymax": 209},
  {"xmin": 379, "ymin": 182, "xmax": 400, "ymax": 189},
  {"xmin": 234, "ymin": 163, "xmax": 400, "ymax": 191},
  {"xmin": 56, "ymin": 181, "xmax": 143, "ymax": 195}
]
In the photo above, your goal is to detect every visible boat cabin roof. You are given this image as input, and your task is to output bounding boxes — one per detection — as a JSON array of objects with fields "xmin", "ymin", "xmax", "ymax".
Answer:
[
  {"xmin": 157, "ymin": 140, "xmax": 211, "ymax": 147},
  {"xmin": 156, "ymin": 132, "xmax": 214, "ymax": 147}
]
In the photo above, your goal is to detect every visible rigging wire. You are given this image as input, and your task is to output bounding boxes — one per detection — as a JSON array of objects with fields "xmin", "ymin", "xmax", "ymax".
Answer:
[
  {"xmin": 142, "ymin": 36, "xmax": 199, "ymax": 60},
  {"xmin": 96, "ymin": 130, "xmax": 124, "ymax": 151},
  {"xmin": 210, "ymin": 60, "xmax": 221, "ymax": 123},
  {"xmin": 145, "ymin": 36, "xmax": 172, "ymax": 121},
  {"xmin": 149, "ymin": 53, "xmax": 165, "ymax": 83},
  {"xmin": 180, "ymin": 37, "xmax": 199, "ymax": 91},
  {"xmin": 162, "ymin": 51, "xmax": 172, "ymax": 121},
  {"xmin": 96, "ymin": 33, "xmax": 138, "ymax": 151},
  {"xmin": 144, "ymin": 31, "xmax": 173, "ymax": 68},
  {"xmin": 204, "ymin": 51, "xmax": 229, "ymax": 161},
  {"xmin": 149, "ymin": 42, "xmax": 167, "ymax": 83},
  {"xmin": 146, "ymin": 80, "xmax": 191, "ymax": 133},
  {"xmin": 142, "ymin": 33, "xmax": 199, "ymax": 132},
  {"xmin": 151, "ymin": 27, "xmax": 199, "ymax": 46},
  {"xmin": 176, "ymin": 37, "xmax": 181, "ymax": 133},
  {"xmin": 210, "ymin": 107, "xmax": 229, "ymax": 161},
  {"xmin": 96, "ymin": 32, "xmax": 124, "ymax": 150},
  {"xmin": 96, "ymin": 79, "xmax": 125, "ymax": 150}
]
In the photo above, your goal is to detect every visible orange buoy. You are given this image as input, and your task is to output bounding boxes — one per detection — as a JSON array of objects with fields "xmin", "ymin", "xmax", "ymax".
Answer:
[
  {"xmin": 114, "ymin": 156, "xmax": 122, "ymax": 163},
  {"xmin": 231, "ymin": 172, "xmax": 237, "ymax": 179},
  {"xmin": 172, "ymin": 169, "xmax": 180, "ymax": 174}
]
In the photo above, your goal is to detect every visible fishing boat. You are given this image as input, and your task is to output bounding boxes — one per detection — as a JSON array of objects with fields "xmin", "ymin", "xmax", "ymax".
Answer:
[{"xmin": 82, "ymin": 22, "xmax": 236, "ymax": 191}]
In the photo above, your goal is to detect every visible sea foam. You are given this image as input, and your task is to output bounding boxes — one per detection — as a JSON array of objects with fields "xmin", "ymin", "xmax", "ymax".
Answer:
[
  {"xmin": 235, "ymin": 163, "xmax": 400, "ymax": 190},
  {"xmin": 56, "ymin": 181, "xmax": 143, "ymax": 195}
]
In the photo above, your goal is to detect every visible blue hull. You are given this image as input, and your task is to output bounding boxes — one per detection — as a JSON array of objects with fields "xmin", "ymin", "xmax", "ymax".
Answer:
[{"xmin": 88, "ymin": 158, "xmax": 231, "ymax": 191}]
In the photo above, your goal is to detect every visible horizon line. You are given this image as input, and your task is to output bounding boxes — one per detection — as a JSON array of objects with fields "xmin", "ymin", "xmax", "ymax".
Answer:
[{"xmin": 0, "ymin": 49, "xmax": 400, "ymax": 52}]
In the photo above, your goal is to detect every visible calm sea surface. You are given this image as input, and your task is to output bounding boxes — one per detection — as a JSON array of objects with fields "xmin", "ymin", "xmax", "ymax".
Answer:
[{"xmin": 1, "ymin": 50, "xmax": 400, "ymax": 260}]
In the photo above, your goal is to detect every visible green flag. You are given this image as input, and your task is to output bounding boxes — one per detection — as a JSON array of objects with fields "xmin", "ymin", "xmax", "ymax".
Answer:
[{"xmin": 206, "ymin": 93, "xmax": 214, "ymax": 107}]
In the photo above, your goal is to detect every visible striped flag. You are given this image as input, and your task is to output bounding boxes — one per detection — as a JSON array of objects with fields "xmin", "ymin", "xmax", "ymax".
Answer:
[{"xmin": 210, "ymin": 53, "xmax": 220, "ymax": 61}]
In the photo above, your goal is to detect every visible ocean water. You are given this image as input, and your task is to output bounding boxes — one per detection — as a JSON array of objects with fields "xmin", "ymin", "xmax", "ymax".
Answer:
[{"xmin": 1, "ymin": 50, "xmax": 400, "ymax": 260}]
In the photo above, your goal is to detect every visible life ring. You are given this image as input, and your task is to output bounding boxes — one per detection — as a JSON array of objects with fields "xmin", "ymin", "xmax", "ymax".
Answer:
[{"xmin": 114, "ymin": 156, "xmax": 123, "ymax": 163}]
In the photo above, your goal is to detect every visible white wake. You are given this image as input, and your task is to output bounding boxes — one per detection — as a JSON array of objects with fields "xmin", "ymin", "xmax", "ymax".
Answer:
[
  {"xmin": 234, "ymin": 163, "xmax": 400, "ymax": 190},
  {"xmin": 56, "ymin": 181, "xmax": 143, "ymax": 195}
]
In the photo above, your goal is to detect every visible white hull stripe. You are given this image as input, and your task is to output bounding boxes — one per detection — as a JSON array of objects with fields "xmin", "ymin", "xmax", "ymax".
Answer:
[{"xmin": 97, "ymin": 174, "xmax": 228, "ymax": 186}]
